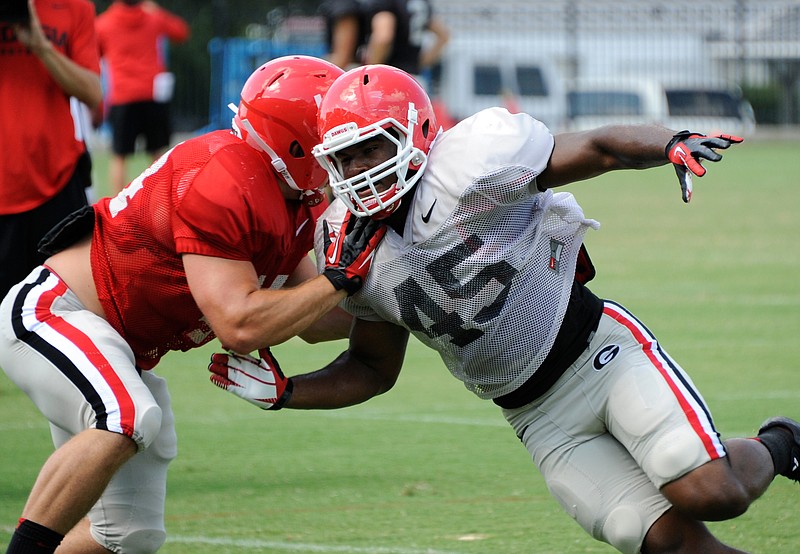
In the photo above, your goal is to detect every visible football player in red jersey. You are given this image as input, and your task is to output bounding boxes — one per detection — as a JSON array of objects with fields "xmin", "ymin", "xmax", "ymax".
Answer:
[
  {"xmin": 0, "ymin": 55, "xmax": 384, "ymax": 554},
  {"xmin": 211, "ymin": 64, "xmax": 800, "ymax": 554}
]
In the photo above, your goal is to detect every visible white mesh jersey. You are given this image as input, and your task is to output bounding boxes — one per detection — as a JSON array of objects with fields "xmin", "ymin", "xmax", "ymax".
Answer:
[{"xmin": 315, "ymin": 108, "xmax": 600, "ymax": 399}]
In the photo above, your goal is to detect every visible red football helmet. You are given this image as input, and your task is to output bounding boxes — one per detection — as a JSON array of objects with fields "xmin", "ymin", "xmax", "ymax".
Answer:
[
  {"xmin": 312, "ymin": 65, "xmax": 439, "ymax": 218},
  {"xmin": 233, "ymin": 55, "xmax": 343, "ymax": 206}
]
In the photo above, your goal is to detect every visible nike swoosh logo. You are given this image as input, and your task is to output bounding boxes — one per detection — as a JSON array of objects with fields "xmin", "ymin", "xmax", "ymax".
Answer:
[
  {"xmin": 327, "ymin": 242, "xmax": 339, "ymax": 265},
  {"xmin": 357, "ymin": 250, "xmax": 376, "ymax": 270},
  {"xmin": 295, "ymin": 218, "xmax": 309, "ymax": 236},
  {"xmin": 326, "ymin": 230, "xmax": 339, "ymax": 264},
  {"xmin": 421, "ymin": 199, "xmax": 437, "ymax": 223}
]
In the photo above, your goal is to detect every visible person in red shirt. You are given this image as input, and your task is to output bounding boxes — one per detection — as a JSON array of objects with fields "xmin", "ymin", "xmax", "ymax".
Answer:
[
  {"xmin": 0, "ymin": 55, "xmax": 384, "ymax": 554},
  {"xmin": 0, "ymin": 0, "xmax": 102, "ymax": 300},
  {"xmin": 95, "ymin": 0, "xmax": 190, "ymax": 193}
]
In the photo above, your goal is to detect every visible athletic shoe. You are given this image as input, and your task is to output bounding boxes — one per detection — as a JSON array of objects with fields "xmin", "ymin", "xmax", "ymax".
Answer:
[{"xmin": 759, "ymin": 416, "xmax": 800, "ymax": 482}]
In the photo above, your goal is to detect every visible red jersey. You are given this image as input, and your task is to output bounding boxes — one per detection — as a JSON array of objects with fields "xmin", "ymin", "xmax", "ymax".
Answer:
[
  {"xmin": 95, "ymin": 1, "xmax": 189, "ymax": 105},
  {"xmin": 91, "ymin": 130, "xmax": 325, "ymax": 370},
  {"xmin": 0, "ymin": 0, "xmax": 100, "ymax": 215}
]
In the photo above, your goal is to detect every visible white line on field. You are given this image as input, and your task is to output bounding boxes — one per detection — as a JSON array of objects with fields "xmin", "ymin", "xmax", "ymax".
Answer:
[{"xmin": 168, "ymin": 534, "xmax": 465, "ymax": 554}]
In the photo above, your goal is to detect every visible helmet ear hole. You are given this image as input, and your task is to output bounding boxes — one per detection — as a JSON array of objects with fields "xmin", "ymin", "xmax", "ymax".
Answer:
[
  {"xmin": 421, "ymin": 119, "xmax": 430, "ymax": 138},
  {"xmin": 289, "ymin": 141, "xmax": 304, "ymax": 159}
]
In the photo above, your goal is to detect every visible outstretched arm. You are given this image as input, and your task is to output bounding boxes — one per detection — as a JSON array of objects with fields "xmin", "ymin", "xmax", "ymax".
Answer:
[
  {"xmin": 537, "ymin": 124, "xmax": 742, "ymax": 199},
  {"xmin": 538, "ymin": 125, "xmax": 676, "ymax": 189}
]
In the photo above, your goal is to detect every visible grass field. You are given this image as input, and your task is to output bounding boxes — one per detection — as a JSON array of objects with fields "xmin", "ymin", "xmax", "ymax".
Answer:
[{"xmin": 1, "ymin": 139, "xmax": 799, "ymax": 553}]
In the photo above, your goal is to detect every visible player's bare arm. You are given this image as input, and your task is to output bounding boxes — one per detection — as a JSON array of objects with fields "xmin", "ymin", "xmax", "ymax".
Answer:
[
  {"xmin": 187, "ymin": 209, "xmax": 384, "ymax": 353},
  {"xmin": 285, "ymin": 318, "xmax": 409, "ymax": 409},
  {"xmin": 286, "ymin": 256, "xmax": 355, "ymax": 343},
  {"xmin": 537, "ymin": 124, "xmax": 741, "ymax": 197},
  {"xmin": 207, "ymin": 317, "xmax": 408, "ymax": 410},
  {"xmin": 184, "ymin": 253, "xmax": 347, "ymax": 354},
  {"xmin": 538, "ymin": 125, "xmax": 677, "ymax": 189}
]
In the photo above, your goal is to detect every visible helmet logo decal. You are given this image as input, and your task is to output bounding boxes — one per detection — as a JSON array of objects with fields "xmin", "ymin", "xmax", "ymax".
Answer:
[{"xmin": 323, "ymin": 122, "xmax": 360, "ymax": 146}]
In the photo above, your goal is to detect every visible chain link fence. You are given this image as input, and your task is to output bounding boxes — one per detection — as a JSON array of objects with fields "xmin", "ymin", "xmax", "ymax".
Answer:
[{"xmin": 430, "ymin": 0, "xmax": 800, "ymax": 134}]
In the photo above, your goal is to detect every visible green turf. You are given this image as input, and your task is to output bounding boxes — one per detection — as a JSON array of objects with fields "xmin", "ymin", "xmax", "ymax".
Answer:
[{"xmin": 1, "ymin": 140, "xmax": 798, "ymax": 552}]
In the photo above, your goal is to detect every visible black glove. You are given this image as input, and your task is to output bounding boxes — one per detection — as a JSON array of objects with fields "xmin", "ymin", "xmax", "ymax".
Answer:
[
  {"xmin": 322, "ymin": 212, "xmax": 386, "ymax": 296},
  {"xmin": 665, "ymin": 130, "xmax": 743, "ymax": 203}
]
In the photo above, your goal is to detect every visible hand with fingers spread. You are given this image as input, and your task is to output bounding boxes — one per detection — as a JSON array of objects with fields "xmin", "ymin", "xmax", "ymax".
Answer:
[
  {"xmin": 666, "ymin": 130, "xmax": 743, "ymax": 203},
  {"xmin": 322, "ymin": 212, "xmax": 386, "ymax": 296},
  {"xmin": 208, "ymin": 348, "xmax": 292, "ymax": 410}
]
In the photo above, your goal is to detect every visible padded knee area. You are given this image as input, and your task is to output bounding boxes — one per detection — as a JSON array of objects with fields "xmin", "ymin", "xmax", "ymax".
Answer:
[
  {"xmin": 603, "ymin": 505, "xmax": 646, "ymax": 554},
  {"xmin": 139, "ymin": 370, "xmax": 177, "ymax": 460},
  {"xmin": 116, "ymin": 528, "xmax": 166, "ymax": 554},
  {"xmin": 649, "ymin": 429, "xmax": 704, "ymax": 484},
  {"xmin": 134, "ymin": 404, "xmax": 163, "ymax": 451}
]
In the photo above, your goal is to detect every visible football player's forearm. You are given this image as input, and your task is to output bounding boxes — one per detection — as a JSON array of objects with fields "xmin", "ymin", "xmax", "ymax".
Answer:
[
  {"xmin": 591, "ymin": 124, "xmax": 676, "ymax": 169},
  {"xmin": 274, "ymin": 275, "xmax": 349, "ymax": 342},
  {"xmin": 286, "ymin": 319, "xmax": 407, "ymax": 409},
  {"xmin": 220, "ymin": 275, "xmax": 346, "ymax": 353},
  {"xmin": 298, "ymin": 305, "xmax": 353, "ymax": 343},
  {"xmin": 286, "ymin": 352, "xmax": 396, "ymax": 409},
  {"xmin": 541, "ymin": 125, "xmax": 674, "ymax": 188}
]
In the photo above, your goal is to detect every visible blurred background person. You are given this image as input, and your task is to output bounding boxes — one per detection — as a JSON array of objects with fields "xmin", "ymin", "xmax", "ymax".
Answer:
[
  {"xmin": 361, "ymin": 0, "xmax": 449, "ymax": 90},
  {"xmin": 95, "ymin": 0, "xmax": 189, "ymax": 194},
  {"xmin": 319, "ymin": 0, "xmax": 454, "ymax": 129},
  {"xmin": 0, "ymin": 0, "xmax": 102, "ymax": 300},
  {"xmin": 321, "ymin": 0, "xmax": 450, "ymax": 91},
  {"xmin": 360, "ymin": 0, "xmax": 453, "ymax": 128},
  {"xmin": 320, "ymin": 0, "xmax": 365, "ymax": 69}
]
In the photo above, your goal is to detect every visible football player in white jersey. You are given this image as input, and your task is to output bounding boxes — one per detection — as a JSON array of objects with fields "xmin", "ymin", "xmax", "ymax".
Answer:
[{"xmin": 209, "ymin": 64, "xmax": 800, "ymax": 554}]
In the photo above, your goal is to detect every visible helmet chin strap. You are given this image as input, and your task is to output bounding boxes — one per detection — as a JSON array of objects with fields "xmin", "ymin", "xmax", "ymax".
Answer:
[
  {"xmin": 229, "ymin": 103, "xmax": 314, "ymax": 200},
  {"xmin": 372, "ymin": 196, "xmax": 401, "ymax": 220}
]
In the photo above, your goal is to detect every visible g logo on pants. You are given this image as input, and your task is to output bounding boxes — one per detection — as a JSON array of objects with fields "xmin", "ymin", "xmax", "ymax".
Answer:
[{"xmin": 593, "ymin": 344, "xmax": 620, "ymax": 371}]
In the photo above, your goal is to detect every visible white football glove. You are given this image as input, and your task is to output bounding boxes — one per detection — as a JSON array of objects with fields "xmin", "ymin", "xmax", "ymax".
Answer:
[{"xmin": 208, "ymin": 348, "xmax": 292, "ymax": 410}]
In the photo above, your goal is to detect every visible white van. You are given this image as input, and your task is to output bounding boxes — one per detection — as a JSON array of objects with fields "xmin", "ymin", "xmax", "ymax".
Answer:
[
  {"xmin": 436, "ymin": 37, "xmax": 567, "ymax": 131},
  {"xmin": 566, "ymin": 77, "xmax": 756, "ymax": 136}
]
